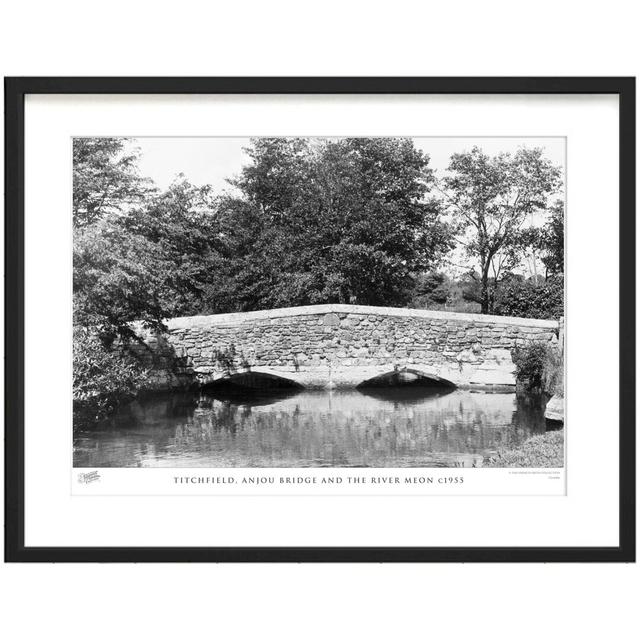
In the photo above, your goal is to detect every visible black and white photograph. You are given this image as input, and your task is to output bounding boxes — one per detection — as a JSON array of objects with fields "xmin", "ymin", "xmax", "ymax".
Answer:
[{"xmin": 72, "ymin": 135, "xmax": 566, "ymax": 469}]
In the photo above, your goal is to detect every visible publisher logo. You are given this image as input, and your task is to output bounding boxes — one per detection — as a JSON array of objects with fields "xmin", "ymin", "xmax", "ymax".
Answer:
[{"xmin": 78, "ymin": 470, "xmax": 101, "ymax": 484}]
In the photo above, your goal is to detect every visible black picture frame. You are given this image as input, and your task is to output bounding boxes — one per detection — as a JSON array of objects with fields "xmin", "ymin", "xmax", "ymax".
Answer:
[{"xmin": 4, "ymin": 77, "xmax": 636, "ymax": 563}]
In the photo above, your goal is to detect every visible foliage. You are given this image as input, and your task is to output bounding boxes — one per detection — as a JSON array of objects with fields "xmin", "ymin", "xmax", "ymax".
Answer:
[
  {"xmin": 541, "ymin": 200, "xmax": 564, "ymax": 276},
  {"xmin": 441, "ymin": 147, "xmax": 562, "ymax": 313},
  {"xmin": 74, "ymin": 219, "xmax": 173, "ymax": 342},
  {"xmin": 73, "ymin": 138, "xmax": 152, "ymax": 227},
  {"xmin": 212, "ymin": 138, "xmax": 453, "ymax": 310},
  {"xmin": 73, "ymin": 177, "xmax": 224, "ymax": 343},
  {"xmin": 515, "ymin": 199, "xmax": 564, "ymax": 279},
  {"xmin": 409, "ymin": 272, "xmax": 485, "ymax": 313},
  {"xmin": 120, "ymin": 177, "xmax": 226, "ymax": 316},
  {"xmin": 72, "ymin": 143, "xmax": 228, "ymax": 422},
  {"xmin": 511, "ymin": 340, "xmax": 562, "ymax": 394},
  {"xmin": 412, "ymin": 272, "xmax": 450, "ymax": 305},
  {"xmin": 511, "ymin": 342, "xmax": 548, "ymax": 391},
  {"xmin": 459, "ymin": 270, "xmax": 502, "ymax": 305},
  {"xmin": 73, "ymin": 327, "xmax": 149, "ymax": 421},
  {"xmin": 483, "ymin": 429, "xmax": 564, "ymax": 468},
  {"xmin": 493, "ymin": 274, "xmax": 564, "ymax": 319}
]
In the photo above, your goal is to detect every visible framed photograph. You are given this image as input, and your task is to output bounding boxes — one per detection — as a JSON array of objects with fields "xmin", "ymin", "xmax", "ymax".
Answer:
[{"xmin": 5, "ymin": 77, "xmax": 635, "ymax": 562}]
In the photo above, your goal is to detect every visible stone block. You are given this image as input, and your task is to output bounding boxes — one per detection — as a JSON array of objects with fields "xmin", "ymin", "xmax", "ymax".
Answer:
[{"xmin": 544, "ymin": 395, "xmax": 564, "ymax": 422}]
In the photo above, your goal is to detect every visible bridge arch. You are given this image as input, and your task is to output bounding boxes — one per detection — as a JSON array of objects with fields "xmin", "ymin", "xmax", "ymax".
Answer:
[
  {"xmin": 203, "ymin": 369, "xmax": 305, "ymax": 390},
  {"xmin": 356, "ymin": 367, "xmax": 456, "ymax": 389}
]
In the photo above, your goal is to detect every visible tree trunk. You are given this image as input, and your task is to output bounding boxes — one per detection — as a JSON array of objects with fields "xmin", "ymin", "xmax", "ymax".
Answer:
[
  {"xmin": 480, "ymin": 264, "xmax": 491, "ymax": 314},
  {"xmin": 480, "ymin": 280, "xmax": 489, "ymax": 313}
]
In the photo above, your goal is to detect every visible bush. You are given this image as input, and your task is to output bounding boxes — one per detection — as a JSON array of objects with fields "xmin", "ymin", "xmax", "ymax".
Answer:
[
  {"xmin": 411, "ymin": 272, "xmax": 482, "ymax": 313},
  {"xmin": 483, "ymin": 430, "xmax": 564, "ymax": 468},
  {"xmin": 511, "ymin": 342, "xmax": 562, "ymax": 395},
  {"xmin": 73, "ymin": 327, "xmax": 149, "ymax": 422},
  {"xmin": 493, "ymin": 274, "xmax": 564, "ymax": 320},
  {"xmin": 412, "ymin": 272, "xmax": 451, "ymax": 305}
]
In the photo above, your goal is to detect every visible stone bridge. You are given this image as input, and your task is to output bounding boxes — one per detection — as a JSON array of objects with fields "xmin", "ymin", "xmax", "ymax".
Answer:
[{"xmin": 133, "ymin": 304, "xmax": 559, "ymax": 391}]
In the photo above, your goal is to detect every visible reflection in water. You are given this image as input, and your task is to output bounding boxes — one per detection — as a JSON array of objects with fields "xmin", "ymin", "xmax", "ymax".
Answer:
[{"xmin": 74, "ymin": 384, "xmax": 549, "ymax": 468}]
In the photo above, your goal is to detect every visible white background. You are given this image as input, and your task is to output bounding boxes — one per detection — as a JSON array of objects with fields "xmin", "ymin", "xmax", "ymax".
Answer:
[
  {"xmin": 1, "ymin": 1, "xmax": 638, "ymax": 639},
  {"xmin": 25, "ymin": 94, "xmax": 606, "ymax": 547}
]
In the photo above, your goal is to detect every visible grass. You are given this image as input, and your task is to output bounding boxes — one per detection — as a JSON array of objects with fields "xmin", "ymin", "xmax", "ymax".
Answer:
[{"xmin": 484, "ymin": 429, "xmax": 564, "ymax": 468}]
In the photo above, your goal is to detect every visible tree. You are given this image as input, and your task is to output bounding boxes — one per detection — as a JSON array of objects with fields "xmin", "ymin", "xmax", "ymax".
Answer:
[
  {"xmin": 73, "ymin": 219, "xmax": 174, "ymax": 342},
  {"xmin": 412, "ymin": 271, "xmax": 451, "ymax": 306},
  {"xmin": 121, "ymin": 176, "xmax": 225, "ymax": 316},
  {"xmin": 515, "ymin": 198, "xmax": 564, "ymax": 280},
  {"xmin": 541, "ymin": 199, "xmax": 564, "ymax": 276},
  {"xmin": 441, "ymin": 147, "xmax": 562, "ymax": 313},
  {"xmin": 215, "ymin": 137, "xmax": 452, "ymax": 310},
  {"xmin": 73, "ymin": 137, "xmax": 152, "ymax": 227},
  {"xmin": 74, "ymin": 177, "xmax": 225, "ymax": 342}
]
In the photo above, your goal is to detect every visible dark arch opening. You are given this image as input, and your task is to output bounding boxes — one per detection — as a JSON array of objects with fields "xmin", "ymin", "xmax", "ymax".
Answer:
[
  {"xmin": 201, "ymin": 372, "xmax": 304, "ymax": 405},
  {"xmin": 357, "ymin": 368, "xmax": 456, "ymax": 390},
  {"xmin": 357, "ymin": 369, "xmax": 456, "ymax": 404},
  {"xmin": 204, "ymin": 371, "xmax": 304, "ymax": 391}
]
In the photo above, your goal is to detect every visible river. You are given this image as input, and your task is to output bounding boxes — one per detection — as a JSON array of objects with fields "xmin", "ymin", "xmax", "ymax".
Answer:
[{"xmin": 73, "ymin": 384, "xmax": 549, "ymax": 468}]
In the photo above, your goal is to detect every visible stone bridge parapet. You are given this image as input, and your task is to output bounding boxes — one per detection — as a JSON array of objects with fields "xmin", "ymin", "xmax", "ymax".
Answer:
[{"xmin": 131, "ymin": 304, "xmax": 559, "ymax": 390}]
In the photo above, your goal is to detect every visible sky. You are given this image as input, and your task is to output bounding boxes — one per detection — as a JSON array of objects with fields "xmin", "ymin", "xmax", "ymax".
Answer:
[{"xmin": 127, "ymin": 136, "xmax": 566, "ymax": 195}]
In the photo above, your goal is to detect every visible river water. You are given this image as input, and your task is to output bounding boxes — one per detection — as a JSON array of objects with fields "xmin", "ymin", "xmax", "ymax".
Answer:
[{"xmin": 74, "ymin": 385, "xmax": 549, "ymax": 468}]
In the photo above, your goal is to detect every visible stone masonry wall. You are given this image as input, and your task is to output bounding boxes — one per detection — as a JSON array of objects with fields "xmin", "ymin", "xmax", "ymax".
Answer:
[{"xmin": 130, "ymin": 304, "xmax": 559, "ymax": 390}]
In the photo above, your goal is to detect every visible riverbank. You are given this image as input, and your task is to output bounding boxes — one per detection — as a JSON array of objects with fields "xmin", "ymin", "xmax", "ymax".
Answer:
[{"xmin": 483, "ymin": 429, "xmax": 564, "ymax": 468}]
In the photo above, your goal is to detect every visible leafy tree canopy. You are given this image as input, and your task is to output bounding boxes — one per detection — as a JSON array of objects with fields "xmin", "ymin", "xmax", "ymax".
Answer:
[
  {"xmin": 73, "ymin": 177, "xmax": 224, "ymax": 343},
  {"xmin": 215, "ymin": 137, "xmax": 452, "ymax": 310},
  {"xmin": 541, "ymin": 199, "xmax": 564, "ymax": 276},
  {"xmin": 73, "ymin": 137, "xmax": 152, "ymax": 227},
  {"xmin": 442, "ymin": 146, "xmax": 562, "ymax": 313}
]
